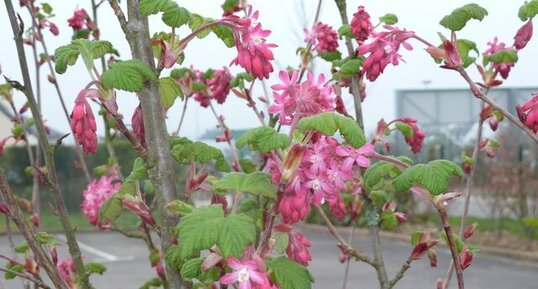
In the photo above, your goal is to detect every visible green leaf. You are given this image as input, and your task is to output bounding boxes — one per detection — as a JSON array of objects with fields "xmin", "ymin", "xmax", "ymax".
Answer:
[
  {"xmin": 85, "ymin": 262, "xmax": 107, "ymax": 275},
  {"xmin": 236, "ymin": 126, "xmax": 290, "ymax": 153},
  {"xmin": 70, "ymin": 39, "xmax": 113, "ymax": 71},
  {"xmin": 42, "ymin": 3, "xmax": 53, "ymax": 14},
  {"xmin": 166, "ymin": 200, "xmax": 194, "ymax": 216},
  {"xmin": 239, "ymin": 158, "xmax": 257, "ymax": 173},
  {"xmin": 88, "ymin": 40, "xmax": 114, "ymax": 59},
  {"xmin": 159, "ymin": 77, "xmax": 183, "ymax": 109},
  {"xmin": 36, "ymin": 232, "xmax": 57, "ymax": 245},
  {"xmin": 519, "ymin": 0, "xmax": 538, "ymax": 21},
  {"xmin": 238, "ymin": 198, "xmax": 257, "ymax": 213},
  {"xmin": 212, "ymin": 172, "xmax": 277, "ymax": 200},
  {"xmin": 14, "ymin": 241, "xmax": 29, "ymax": 254},
  {"xmin": 267, "ymin": 257, "xmax": 314, "ymax": 289},
  {"xmin": 99, "ymin": 180, "xmax": 134, "ymax": 223},
  {"xmin": 379, "ymin": 13, "xmax": 398, "ymax": 25},
  {"xmin": 126, "ymin": 157, "xmax": 148, "ymax": 181},
  {"xmin": 139, "ymin": 0, "xmax": 171, "ymax": 15},
  {"xmin": 369, "ymin": 190, "xmax": 389, "ymax": 206},
  {"xmin": 381, "ymin": 210, "xmax": 398, "ymax": 229},
  {"xmin": 457, "ymin": 39, "xmax": 479, "ymax": 68},
  {"xmin": 488, "ymin": 50, "xmax": 518, "ymax": 64},
  {"xmin": 102, "ymin": 59, "xmax": 157, "ymax": 92},
  {"xmin": 411, "ymin": 231, "xmax": 425, "ymax": 246},
  {"xmin": 165, "ymin": 245, "xmax": 184, "ymax": 271},
  {"xmin": 440, "ymin": 232, "xmax": 465, "ymax": 253},
  {"xmin": 274, "ymin": 232, "xmax": 289, "ymax": 254},
  {"xmin": 180, "ymin": 258, "xmax": 203, "ymax": 280},
  {"xmin": 439, "ymin": 3, "xmax": 488, "ymax": 31},
  {"xmin": 176, "ymin": 205, "xmax": 256, "ymax": 259},
  {"xmin": 222, "ymin": 0, "xmax": 239, "ymax": 12},
  {"xmin": 333, "ymin": 59, "xmax": 363, "ymax": 79},
  {"xmin": 54, "ymin": 44, "xmax": 80, "ymax": 74},
  {"xmin": 162, "ymin": 2, "xmax": 191, "ymax": 28},
  {"xmin": 319, "ymin": 51, "xmax": 342, "ymax": 62},
  {"xmin": 140, "ymin": 278, "xmax": 162, "ymax": 289},
  {"xmin": 211, "ymin": 25, "xmax": 236, "ymax": 48},
  {"xmin": 297, "ymin": 112, "xmax": 366, "ymax": 148},
  {"xmin": 188, "ymin": 14, "xmax": 213, "ymax": 39},
  {"xmin": 338, "ymin": 24, "xmax": 353, "ymax": 39},
  {"xmin": 395, "ymin": 122, "xmax": 413, "ymax": 138},
  {"xmin": 393, "ymin": 160, "xmax": 463, "ymax": 195},
  {"xmin": 363, "ymin": 159, "xmax": 403, "ymax": 191},
  {"xmin": 171, "ymin": 137, "xmax": 231, "ymax": 172},
  {"xmin": 4, "ymin": 263, "xmax": 24, "ymax": 280}
]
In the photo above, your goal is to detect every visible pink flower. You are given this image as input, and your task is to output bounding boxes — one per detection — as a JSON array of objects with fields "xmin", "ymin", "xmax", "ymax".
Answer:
[
  {"xmin": 327, "ymin": 196, "xmax": 346, "ymax": 221},
  {"xmin": 358, "ymin": 26, "xmax": 414, "ymax": 81},
  {"xmin": 207, "ymin": 67, "xmax": 233, "ymax": 104},
  {"xmin": 484, "ymin": 37, "xmax": 515, "ymax": 79},
  {"xmin": 278, "ymin": 187, "xmax": 311, "ymax": 224},
  {"xmin": 514, "ymin": 20, "xmax": 533, "ymax": 50},
  {"xmin": 70, "ymin": 90, "xmax": 98, "ymax": 154},
  {"xmin": 56, "ymin": 258, "xmax": 76, "ymax": 287},
  {"xmin": 350, "ymin": 6, "xmax": 374, "ymax": 42},
  {"xmin": 286, "ymin": 230, "xmax": 312, "ymax": 266},
  {"xmin": 335, "ymin": 143, "xmax": 374, "ymax": 171},
  {"xmin": 220, "ymin": 256, "xmax": 271, "ymax": 289},
  {"xmin": 304, "ymin": 22, "xmax": 339, "ymax": 53},
  {"xmin": 67, "ymin": 9, "xmax": 89, "ymax": 31},
  {"xmin": 132, "ymin": 104, "xmax": 146, "ymax": 148},
  {"xmin": 516, "ymin": 93, "xmax": 538, "ymax": 132},
  {"xmin": 399, "ymin": 118, "xmax": 425, "ymax": 154},
  {"xmin": 227, "ymin": 7, "xmax": 277, "ymax": 79},
  {"xmin": 81, "ymin": 176, "xmax": 121, "ymax": 228},
  {"xmin": 269, "ymin": 70, "xmax": 335, "ymax": 125}
]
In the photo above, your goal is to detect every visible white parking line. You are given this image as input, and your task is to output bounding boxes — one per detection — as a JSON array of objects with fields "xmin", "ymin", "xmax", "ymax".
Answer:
[{"xmin": 55, "ymin": 234, "xmax": 133, "ymax": 262}]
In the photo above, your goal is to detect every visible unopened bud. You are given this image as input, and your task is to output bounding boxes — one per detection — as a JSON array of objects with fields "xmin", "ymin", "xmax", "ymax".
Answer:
[
  {"xmin": 281, "ymin": 144, "xmax": 306, "ymax": 183},
  {"xmin": 514, "ymin": 20, "xmax": 533, "ymax": 50},
  {"xmin": 463, "ymin": 223, "xmax": 477, "ymax": 239}
]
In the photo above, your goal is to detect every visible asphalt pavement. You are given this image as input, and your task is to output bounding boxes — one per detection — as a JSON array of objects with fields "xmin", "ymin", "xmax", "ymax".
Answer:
[{"xmin": 1, "ymin": 227, "xmax": 536, "ymax": 289}]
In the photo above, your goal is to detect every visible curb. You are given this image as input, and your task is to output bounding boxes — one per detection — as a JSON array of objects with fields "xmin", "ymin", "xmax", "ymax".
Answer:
[{"xmin": 298, "ymin": 223, "xmax": 538, "ymax": 264}]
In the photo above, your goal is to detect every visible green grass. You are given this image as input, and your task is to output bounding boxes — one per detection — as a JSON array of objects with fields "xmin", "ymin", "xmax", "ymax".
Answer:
[{"xmin": 0, "ymin": 210, "xmax": 140, "ymax": 233}]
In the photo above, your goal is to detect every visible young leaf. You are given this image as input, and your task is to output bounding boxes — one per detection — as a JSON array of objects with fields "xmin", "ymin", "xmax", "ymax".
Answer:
[
  {"xmin": 54, "ymin": 44, "xmax": 79, "ymax": 74},
  {"xmin": 333, "ymin": 59, "xmax": 363, "ymax": 79},
  {"xmin": 439, "ymin": 3, "xmax": 488, "ymax": 31},
  {"xmin": 162, "ymin": 2, "xmax": 191, "ymax": 28},
  {"xmin": 126, "ymin": 157, "xmax": 148, "ymax": 182},
  {"xmin": 171, "ymin": 137, "xmax": 231, "ymax": 172},
  {"xmin": 139, "ymin": 0, "xmax": 171, "ymax": 15},
  {"xmin": 159, "ymin": 77, "xmax": 184, "ymax": 109},
  {"xmin": 393, "ymin": 160, "xmax": 463, "ymax": 195},
  {"xmin": 457, "ymin": 39, "xmax": 479, "ymax": 68},
  {"xmin": 102, "ymin": 59, "xmax": 157, "ymax": 92},
  {"xmin": 218, "ymin": 214, "xmax": 256, "ymax": 257},
  {"xmin": 166, "ymin": 200, "xmax": 194, "ymax": 216},
  {"xmin": 297, "ymin": 112, "xmax": 366, "ymax": 148},
  {"xmin": 379, "ymin": 13, "xmax": 398, "ymax": 25},
  {"xmin": 337, "ymin": 24, "xmax": 353, "ymax": 39},
  {"xmin": 395, "ymin": 122, "xmax": 413, "ymax": 138},
  {"xmin": 180, "ymin": 258, "xmax": 203, "ymax": 280},
  {"xmin": 267, "ymin": 257, "xmax": 314, "ymax": 289},
  {"xmin": 363, "ymin": 157, "xmax": 411, "ymax": 191},
  {"xmin": 319, "ymin": 51, "xmax": 342, "ymax": 62},
  {"xmin": 188, "ymin": 14, "xmax": 213, "ymax": 39},
  {"xmin": 236, "ymin": 126, "xmax": 290, "ymax": 153},
  {"xmin": 488, "ymin": 50, "xmax": 518, "ymax": 64},
  {"xmin": 85, "ymin": 262, "xmax": 107, "ymax": 275},
  {"xmin": 222, "ymin": 0, "xmax": 239, "ymax": 12},
  {"xmin": 381, "ymin": 210, "xmax": 398, "ymax": 229},
  {"xmin": 212, "ymin": 172, "xmax": 277, "ymax": 199},
  {"xmin": 519, "ymin": 0, "xmax": 538, "ymax": 21},
  {"xmin": 274, "ymin": 233, "xmax": 290, "ymax": 254},
  {"xmin": 211, "ymin": 25, "xmax": 236, "ymax": 48}
]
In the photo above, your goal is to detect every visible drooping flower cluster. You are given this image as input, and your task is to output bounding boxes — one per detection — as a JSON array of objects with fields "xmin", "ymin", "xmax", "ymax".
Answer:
[
  {"xmin": 220, "ymin": 251, "xmax": 278, "ymax": 289},
  {"xmin": 70, "ymin": 89, "xmax": 98, "ymax": 154},
  {"xmin": 350, "ymin": 6, "xmax": 374, "ymax": 43},
  {"xmin": 304, "ymin": 22, "xmax": 339, "ymax": 54},
  {"xmin": 269, "ymin": 70, "xmax": 336, "ymax": 126},
  {"xmin": 399, "ymin": 117, "xmax": 426, "ymax": 154},
  {"xmin": 516, "ymin": 93, "xmax": 538, "ymax": 133},
  {"xmin": 358, "ymin": 26, "xmax": 414, "ymax": 81},
  {"xmin": 271, "ymin": 135, "xmax": 374, "ymax": 224},
  {"xmin": 67, "ymin": 8, "xmax": 94, "ymax": 31},
  {"xmin": 286, "ymin": 230, "xmax": 312, "ymax": 266},
  {"xmin": 224, "ymin": 6, "xmax": 277, "ymax": 79},
  {"xmin": 81, "ymin": 176, "xmax": 121, "ymax": 228}
]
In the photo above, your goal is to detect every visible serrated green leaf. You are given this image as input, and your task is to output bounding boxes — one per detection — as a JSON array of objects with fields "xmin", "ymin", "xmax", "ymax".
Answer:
[
  {"xmin": 395, "ymin": 122, "xmax": 413, "ymax": 138},
  {"xmin": 165, "ymin": 245, "xmax": 185, "ymax": 271},
  {"xmin": 162, "ymin": 2, "xmax": 191, "ymax": 27},
  {"xmin": 488, "ymin": 50, "xmax": 518, "ymax": 64},
  {"xmin": 333, "ymin": 59, "xmax": 363, "ymax": 79},
  {"xmin": 139, "ymin": 0, "xmax": 171, "ymax": 15},
  {"xmin": 166, "ymin": 200, "xmax": 194, "ymax": 216},
  {"xmin": 236, "ymin": 126, "xmax": 290, "ymax": 153},
  {"xmin": 239, "ymin": 158, "xmax": 257, "ymax": 173},
  {"xmin": 219, "ymin": 214, "xmax": 256, "ymax": 257},
  {"xmin": 393, "ymin": 160, "xmax": 463, "ymax": 195},
  {"xmin": 319, "ymin": 51, "xmax": 342, "ymax": 62},
  {"xmin": 274, "ymin": 232, "xmax": 289, "ymax": 254},
  {"xmin": 159, "ymin": 77, "xmax": 183, "ymax": 109},
  {"xmin": 439, "ymin": 3, "xmax": 488, "ymax": 31},
  {"xmin": 519, "ymin": 0, "xmax": 538, "ymax": 21},
  {"xmin": 363, "ymin": 160, "xmax": 400, "ymax": 191},
  {"xmin": 171, "ymin": 137, "xmax": 231, "ymax": 172},
  {"xmin": 126, "ymin": 157, "xmax": 148, "ymax": 181},
  {"xmin": 338, "ymin": 24, "xmax": 353, "ymax": 39},
  {"xmin": 212, "ymin": 172, "xmax": 276, "ymax": 200},
  {"xmin": 457, "ymin": 39, "xmax": 479, "ymax": 68},
  {"xmin": 381, "ymin": 210, "xmax": 398, "ymax": 229},
  {"xmin": 211, "ymin": 25, "xmax": 236, "ymax": 48},
  {"xmin": 238, "ymin": 198, "xmax": 257, "ymax": 213},
  {"xmin": 379, "ymin": 13, "xmax": 398, "ymax": 25},
  {"xmin": 85, "ymin": 262, "xmax": 107, "ymax": 275},
  {"xmin": 54, "ymin": 44, "xmax": 79, "ymax": 74},
  {"xmin": 100, "ymin": 194, "xmax": 123, "ymax": 223},
  {"xmin": 181, "ymin": 258, "xmax": 203, "ymax": 280},
  {"xmin": 102, "ymin": 59, "xmax": 157, "ymax": 92},
  {"xmin": 370, "ymin": 190, "xmax": 389, "ymax": 206},
  {"xmin": 267, "ymin": 257, "xmax": 314, "ymax": 289},
  {"xmin": 297, "ymin": 112, "xmax": 366, "ymax": 148}
]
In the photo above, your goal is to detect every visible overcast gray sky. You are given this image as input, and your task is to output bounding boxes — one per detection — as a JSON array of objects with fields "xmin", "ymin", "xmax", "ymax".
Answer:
[{"xmin": 1, "ymin": 0, "xmax": 537, "ymax": 141}]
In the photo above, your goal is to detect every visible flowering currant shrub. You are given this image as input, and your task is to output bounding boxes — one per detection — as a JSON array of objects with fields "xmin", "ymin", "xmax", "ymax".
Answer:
[{"xmin": 1, "ymin": 1, "xmax": 538, "ymax": 289}]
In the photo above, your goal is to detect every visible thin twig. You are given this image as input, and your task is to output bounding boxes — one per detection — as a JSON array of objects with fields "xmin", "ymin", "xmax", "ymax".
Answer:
[
  {"xmin": 438, "ymin": 205, "xmax": 464, "ymax": 289},
  {"xmin": 387, "ymin": 256, "xmax": 413, "ymax": 289},
  {"xmin": 0, "ymin": 268, "xmax": 50, "ymax": 289}
]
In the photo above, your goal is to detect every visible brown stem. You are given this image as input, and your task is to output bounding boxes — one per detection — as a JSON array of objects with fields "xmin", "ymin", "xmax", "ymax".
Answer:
[
  {"xmin": 387, "ymin": 256, "xmax": 413, "ymax": 289},
  {"xmin": 438, "ymin": 205, "xmax": 464, "ymax": 289},
  {"xmin": 107, "ymin": 1, "xmax": 188, "ymax": 288},
  {"xmin": 341, "ymin": 220, "xmax": 356, "ymax": 289},
  {"xmin": 0, "ymin": 267, "xmax": 50, "ymax": 289},
  {"xmin": 0, "ymin": 169, "xmax": 68, "ymax": 289},
  {"xmin": 457, "ymin": 68, "xmax": 538, "ymax": 144},
  {"xmin": 4, "ymin": 2, "xmax": 92, "ymax": 288}
]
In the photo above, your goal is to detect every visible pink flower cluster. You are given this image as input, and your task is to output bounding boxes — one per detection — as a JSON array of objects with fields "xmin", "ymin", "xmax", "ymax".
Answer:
[
  {"xmin": 271, "ymin": 135, "xmax": 374, "ymax": 224},
  {"xmin": 350, "ymin": 6, "xmax": 374, "ymax": 43},
  {"xmin": 517, "ymin": 93, "xmax": 538, "ymax": 133},
  {"xmin": 225, "ymin": 7, "xmax": 277, "ymax": 79},
  {"xmin": 484, "ymin": 37, "xmax": 515, "ymax": 79},
  {"xmin": 70, "ymin": 89, "xmax": 98, "ymax": 154},
  {"xmin": 358, "ymin": 26, "xmax": 414, "ymax": 81},
  {"xmin": 67, "ymin": 8, "xmax": 94, "ymax": 31},
  {"xmin": 81, "ymin": 176, "xmax": 121, "ymax": 228},
  {"xmin": 269, "ymin": 70, "xmax": 335, "ymax": 126},
  {"xmin": 220, "ymin": 250, "xmax": 278, "ymax": 289},
  {"xmin": 286, "ymin": 230, "xmax": 312, "ymax": 266},
  {"xmin": 400, "ymin": 117, "xmax": 425, "ymax": 154},
  {"xmin": 304, "ymin": 22, "xmax": 339, "ymax": 54},
  {"xmin": 176, "ymin": 67, "xmax": 233, "ymax": 108},
  {"xmin": 56, "ymin": 258, "xmax": 76, "ymax": 287}
]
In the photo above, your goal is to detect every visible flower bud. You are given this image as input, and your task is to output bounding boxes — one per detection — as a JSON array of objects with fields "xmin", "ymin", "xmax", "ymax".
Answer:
[
  {"xmin": 281, "ymin": 144, "xmax": 306, "ymax": 183},
  {"xmin": 0, "ymin": 202, "xmax": 9, "ymax": 215},
  {"xmin": 514, "ymin": 20, "xmax": 533, "ymax": 50},
  {"xmin": 460, "ymin": 247, "xmax": 474, "ymax": 270},
  {"xmin": 463, "ymin": 223, "xmax": 477, "ymax": 239}
]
